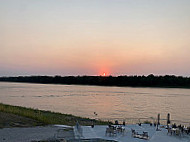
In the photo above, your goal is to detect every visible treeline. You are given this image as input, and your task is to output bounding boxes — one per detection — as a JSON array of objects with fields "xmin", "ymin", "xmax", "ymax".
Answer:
[{"xmin": 0, "ymin": 74, "xmax": 190, "ymax": 88}]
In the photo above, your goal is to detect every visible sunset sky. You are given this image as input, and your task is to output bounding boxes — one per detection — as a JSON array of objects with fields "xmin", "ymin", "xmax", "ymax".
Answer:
[{"xmin": 0, "ymin": 0, "xmax": 190, "ymax": 76}]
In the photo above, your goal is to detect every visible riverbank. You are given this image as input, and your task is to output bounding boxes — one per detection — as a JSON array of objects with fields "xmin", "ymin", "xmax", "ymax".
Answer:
[{"xmin": 0, "ymin": 103, "xmax": 107, "ymax": 128}]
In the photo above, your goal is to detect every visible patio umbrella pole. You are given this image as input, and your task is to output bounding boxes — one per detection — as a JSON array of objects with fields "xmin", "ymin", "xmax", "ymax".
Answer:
[{"xmin": 156, "ymin": 113, "xmax": 160, "ymax": 131}]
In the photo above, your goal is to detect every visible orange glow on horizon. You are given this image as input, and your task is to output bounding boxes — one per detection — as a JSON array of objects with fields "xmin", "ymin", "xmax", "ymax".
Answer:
[{"xmin": 98, "ymin": 68, "xmax": 111, "ymax": 76}]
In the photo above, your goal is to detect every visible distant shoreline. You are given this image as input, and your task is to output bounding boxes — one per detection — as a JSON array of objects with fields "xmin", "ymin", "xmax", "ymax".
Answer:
[
  {"xmin": 0, "ymin": 75, "xmax": 190, "ymax": 89},
  {"xmin": 1, "ymin": 80, "xmax": 190, "ymax": 89}
]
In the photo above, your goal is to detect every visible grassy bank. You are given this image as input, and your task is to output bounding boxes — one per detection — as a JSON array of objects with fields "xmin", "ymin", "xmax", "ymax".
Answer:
[{"xmin": 0, "ymin": 103, "xmax": 107, "ymax": 128}]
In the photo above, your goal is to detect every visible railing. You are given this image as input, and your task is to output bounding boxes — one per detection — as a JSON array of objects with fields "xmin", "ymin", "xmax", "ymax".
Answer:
[{"xmin": 99, "ymin": 117, "xmax": 190, "ymax": 126}]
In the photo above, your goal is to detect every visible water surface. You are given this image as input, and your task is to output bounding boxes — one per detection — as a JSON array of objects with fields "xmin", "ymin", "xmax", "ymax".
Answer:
[{"xmin": 0, "ymin": 82, "xmax": 190, "ymax": 123}]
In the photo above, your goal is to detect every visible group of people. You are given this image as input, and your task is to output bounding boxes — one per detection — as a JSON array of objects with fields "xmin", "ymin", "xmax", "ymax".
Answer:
[
  {"xmin": 167, "ymin": 123, "xmax": 190, "ymax": 135},
  {"xmin": 105, "ymin": 122, "xmax": 126, "ymax": 136}
]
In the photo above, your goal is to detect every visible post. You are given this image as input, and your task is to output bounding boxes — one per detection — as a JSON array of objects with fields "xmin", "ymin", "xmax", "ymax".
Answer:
[
  {"xmin": 167, "ymin": 113, "xmax": 170, "ymax": 126},
  {"xmin": 156, "ymin": 113, "xmax": 160, "ymax": 131}
]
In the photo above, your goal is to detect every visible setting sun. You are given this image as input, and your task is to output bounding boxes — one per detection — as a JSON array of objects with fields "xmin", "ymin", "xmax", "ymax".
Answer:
[{"xmin": 103, "ymin": 72, "xmax": 106, "ymax": 76}]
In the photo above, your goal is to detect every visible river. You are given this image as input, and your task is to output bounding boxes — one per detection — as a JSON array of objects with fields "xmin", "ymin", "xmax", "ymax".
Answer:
[{"xmin": 0, "ymin": 82, "xmax": 190, "ymax": 124}]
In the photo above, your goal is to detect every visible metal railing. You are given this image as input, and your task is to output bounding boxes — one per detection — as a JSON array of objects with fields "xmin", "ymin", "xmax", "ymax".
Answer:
[{"xmin": 99, "ymin": 117, "xmax": 190, "ymax": 126}]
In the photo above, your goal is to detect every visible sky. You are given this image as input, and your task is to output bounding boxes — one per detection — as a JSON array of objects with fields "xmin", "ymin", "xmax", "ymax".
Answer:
[{"xmin": 0, "ymin": 0, "xmax": 190, "ymax": 76}]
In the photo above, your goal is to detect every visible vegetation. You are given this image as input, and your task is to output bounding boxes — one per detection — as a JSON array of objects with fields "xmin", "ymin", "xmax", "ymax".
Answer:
[
  {"xmin": 143, "ymin": 120, "xmax": 152, "ymax": 124},
  {"xmin": 0, "ymin": 103, "xmax": 107, "ymax": 127},
  {"xmin": 0, "ymin": 111, "xmax": 44, "ymax": 128},
  {"xmin": 0, "ymin": 74, "xmax": 190, "ymax": 88}
]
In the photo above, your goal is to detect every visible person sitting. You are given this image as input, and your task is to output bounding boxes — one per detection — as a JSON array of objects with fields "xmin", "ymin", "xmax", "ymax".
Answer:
[
  {"xmin": 123, "ymin": 121, "xmax": 125, "ymax": 126},
  {"xmin": 91, "ymin": 121, "xmax": 94, "ymax": 128},
  {"xmin": 181, "ymin": 126, "xmax": 184, "ymax": 134},
  {"xmin": 167, "ymin": 128, "xmax": 172, "ymax": 135},
  {"xmin": 115, "ymin": 120, "xmax": 119, "ymax": 125},
  {"xmin": 154, "ymin": 122, "xmax": 156, "ymax": 127},
  {"xmin": 172, "ymin": 123, "xmax": 177, "ymax": 128},
  {"xmin": 187, "ymin": 127, "xmax": 190, "ymax": 134},
  {"xmin": 108, "ymin": 121, "xmax": 112, "ymax": 128}
]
